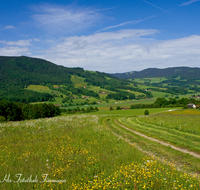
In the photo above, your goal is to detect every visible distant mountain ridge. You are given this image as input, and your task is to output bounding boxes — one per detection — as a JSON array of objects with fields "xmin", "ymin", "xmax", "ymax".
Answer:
[{"xmin": 111, "ymin": 67, "xmax": 200, "ymax": 80}]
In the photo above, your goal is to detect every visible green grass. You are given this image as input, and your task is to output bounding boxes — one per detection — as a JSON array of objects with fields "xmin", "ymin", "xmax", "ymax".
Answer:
[
  {"xmin": 0, "ymin": 114, "xmax": 199, "ymax": 189},
  {"xmin": 133, "ymin": 77, "xmax": 167, "ymax": 84},
  {"xmin": 91, "ymin": 99, "xmax": 156, "ymax": 111},
  {"xmin": 102, "ymin": 116, "xmax": 200, "ymax": 174},
  {"xmin": 71, "ymin": 75, "xmax": 88, "ymax": 87},
  {"xmin": 87, "ymin": 86, "xmax": 114, "ymax": 93},
  {"xmin": 26, "ymin": 85, "xmax": 52, "ymax": 94},
  {"xmin": 95, "ymin": 108, "xmax": 174, "ymax": 115},
  {"xmin": 151, "ymin": 91, "xmax": 170, "ymax": 98},
  {"xmin": 140, "ymin": 109, "xmax": 200, "ymax": 135},
  {"xmin": 123, "ymin": 116, "xmax": 200, "ymax": 153},
  {"xmin": 120, "ymin": 89, "xmax": 145, "ymax": 96}
]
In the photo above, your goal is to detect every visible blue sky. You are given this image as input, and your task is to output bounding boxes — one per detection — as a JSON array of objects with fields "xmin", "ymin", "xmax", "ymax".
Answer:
[{"xmin": 1, "ymin": 0, "xmax": 200, "ymax": 73}]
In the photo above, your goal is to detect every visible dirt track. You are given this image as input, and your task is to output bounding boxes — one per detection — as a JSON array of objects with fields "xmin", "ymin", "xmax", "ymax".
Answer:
[{"xmin": 115, "ymin": 120, "xmax": 200, "ymax": 159}]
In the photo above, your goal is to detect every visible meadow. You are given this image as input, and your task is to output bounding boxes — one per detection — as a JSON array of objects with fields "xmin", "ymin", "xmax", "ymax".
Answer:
[
  {"xmin": 71, "ymin": 75, "xmax": 88, "ymax": 88},
  {"xmin": 0, "ymin": 110, "xmax": 200, "ymax": 189},
  {"xmin": 26, "ymin": 85, "xmax": 52, "ymax": 94},
  {"xmin": 140, "ymin": 109, "xmax": 200, "ymax": 135}
]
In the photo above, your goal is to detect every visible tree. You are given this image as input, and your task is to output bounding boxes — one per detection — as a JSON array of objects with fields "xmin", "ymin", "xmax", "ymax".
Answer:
[
  {"xmin": 116, "ymin": 106, "xmax": 121, "ymax": 110},
  {"xmin": 110, "ymin": 107, "xmax": 114, "ymax": 111},
  {"xmin": 144, "ymin": 110, "xmax": 149, "ymax": 115}
]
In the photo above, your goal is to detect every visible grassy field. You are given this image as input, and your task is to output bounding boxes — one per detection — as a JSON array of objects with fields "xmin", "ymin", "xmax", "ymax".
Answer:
[
  {"xmin": 151, "ymin": 91, "xmax": 170, "ymax": 98},
  {"xmin": 71, "ymin": 75, "xmax": 88, "ymax": 88},
  {"xmin": 93, "ymin": 99, "xmax": 155, "ymax": 111},
  {"xmin": 26, "ymin": 85, "xmax": 52, "ymax": 94},
  {"xmin": 103, "ymin": 109, "xmax": 200, "ymax": 175},
  {"xmin": 140, "ymin": 109, "xmax": 200, "ymax": 135},
  {"xmin": 134, "ymin": 77, "xmax": 167, "ymax": 84},
  {"xmin": 120, "ymin": 89, "xmax": 146, "ymax": 96},
  {"xmin": 96, "ymin": 107, "xmax": 173, "ymax": 115},
  {"xmin": 0, "ymin": 113, "xmax": 199, "ymax": 189}
]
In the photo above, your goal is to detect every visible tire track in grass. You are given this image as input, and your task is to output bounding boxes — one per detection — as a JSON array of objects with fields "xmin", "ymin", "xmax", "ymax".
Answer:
[
  {"xmin": 115, "ymin": 120, "xmax": 200, "ymax": 159},
  {"xmin": 102, "ymin": 117, "xmax": 200, "ymax": 177}
]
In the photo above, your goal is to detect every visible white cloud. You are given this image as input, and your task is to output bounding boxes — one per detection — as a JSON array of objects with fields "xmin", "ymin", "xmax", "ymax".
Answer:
[
  {"xmin": 0, "ymin": 25, "xmax": 15, "ymax": 31},
  {"xmin": 0, "ymin": 46, "xmax": 30, "ymax": 56},
  {"xmin": 31, "ymin": 4, "xmax": 104, "ymax": 34},
  {"xmin": 96, "ymin": 16, "xmax": 156, "ymax": 33},
  {"xmin": 0, "ymin": 40, "xmax": 32, "ymax": 46},
  {"xmin": 37, "ymin": 30, "xmax": 200, "ymax": 73},
  {"xmin": 180, "ymin": 0, "xmax": 200, "ymax": 6}
]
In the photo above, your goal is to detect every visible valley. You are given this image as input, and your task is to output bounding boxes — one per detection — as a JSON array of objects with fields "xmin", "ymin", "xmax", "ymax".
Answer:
[{"xmin": 0, "ymin": 56, "xmax": 200, "ymax": 189}]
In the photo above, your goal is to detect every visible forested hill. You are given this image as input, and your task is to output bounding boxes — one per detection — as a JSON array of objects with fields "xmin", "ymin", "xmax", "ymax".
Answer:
[
  {"xmin": 111, "ymin": 67, "xmax": 200, "ymax": 80},
  {"xmin": 0, "ymin": 56, "xmax": 125, "ymax": 103},
  {"xmin": 0, "ymin": 56, "xmax": 84, "ymax": 86}
]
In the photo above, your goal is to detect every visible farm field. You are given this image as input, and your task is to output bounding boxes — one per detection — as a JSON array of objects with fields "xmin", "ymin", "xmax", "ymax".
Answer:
[
  {"xmin": 95, "ymin": 107, "xmax": 172, "ymax": 115},
  {"xmin": 71, "ymin": 75, "xmax": 88, "ymax": 88},
  {"xmin": 26, "ymin": 85, "xmax": 52, "ymax": 94},
  {"xmin": 133, "ymin": 77, "xmax": 168, "ymax": 84},
  {"xmin": 0, "ymin": 109, "xmax": 200, "ymax": 189},
  {"xmin": 151, "ymin": 91, "xmax": 170, "ymax": 98},
  {"xmin": 100, "ymin": 109, "xmax": 200, "ymax": 174}
]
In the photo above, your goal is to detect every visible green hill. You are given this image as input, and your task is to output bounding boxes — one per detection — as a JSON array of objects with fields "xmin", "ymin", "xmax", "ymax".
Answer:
[
  {"xmin": 112, "ymin": 67, "xmax": 200, "ymax": 80},
  {"xmin": 0, "ymin": 56, "xmax": 136, "ymax": 103}
]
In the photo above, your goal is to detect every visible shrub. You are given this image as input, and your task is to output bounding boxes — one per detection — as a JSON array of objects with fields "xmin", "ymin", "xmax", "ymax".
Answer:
[
  {"xmin": 116, "ymin": 106, "xmax": 121, "ymax": 110},
  {"xmin": 144, "ymin": 110, "xmax": 149, "ymax": 115},
  {"xmin": 110, "ymin": 107, "xmax": 114, "ymax": 111},
  {"xmin": 0, "ymin": 116, "xmax": 6, "ymax": 122}
]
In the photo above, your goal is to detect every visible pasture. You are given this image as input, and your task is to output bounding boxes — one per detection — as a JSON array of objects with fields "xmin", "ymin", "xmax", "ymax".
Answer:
[
  {"xmin": 26, "ymin": 85, "xmax": 52, "ymax": 94},
  {"xmin": 133, "ymin": 77, "xmax": 167, "ymax": 84},
  {"xmin": 71, "ymin": 75, "xmax": 88, "ymax": 88},
  {"xmin": 0, "ymin": 108, "xmax": 200, "ymax": 189}
]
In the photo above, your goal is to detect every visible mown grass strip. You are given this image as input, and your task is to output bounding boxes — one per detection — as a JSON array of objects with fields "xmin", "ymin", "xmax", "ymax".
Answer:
[
  {"xmin": 120, "ymin": 117, "xmax": 200, "ymax": 154},
  {"xmin": 102, "ymin": 116, "xmax": 200, "ymax": 174}
]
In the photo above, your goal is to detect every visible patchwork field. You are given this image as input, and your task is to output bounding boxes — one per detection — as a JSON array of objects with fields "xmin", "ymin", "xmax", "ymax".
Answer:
[{"xmin": 0, "ymin": 108, "xmax": 199, "ymax": 189}]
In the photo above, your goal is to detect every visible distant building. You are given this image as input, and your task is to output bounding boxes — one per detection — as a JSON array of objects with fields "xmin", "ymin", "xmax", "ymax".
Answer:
[
  {"xmin": 54, "ymin": 104, "xmax": 61, "ymax": 107},
  {"xmin": 187, "ymin": 103, "xmax": 196, "ymax": 109},
  {"xmin": 122, "ymin": 107, "xmax": 129, "ymax": 110},
  {"xmin": 82, "ymin": 96, "xmax": 90, "ymax": 99},
  {"xmin": 100, "ymin": 91, "xmax": 108, "ymax": 93}
]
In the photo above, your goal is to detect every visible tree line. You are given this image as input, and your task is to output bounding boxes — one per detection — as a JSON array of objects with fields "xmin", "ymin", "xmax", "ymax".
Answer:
[
  {"xmin": 129, "ymin": 97, "xmax": 200, "ymax": 109},
  {"xmin": 0, "ymin": 100, "xmax": 61, "ymax": 122},
  {"xmin": 62, "ymin": 106, "xmax": 99, "ymax": 114}
]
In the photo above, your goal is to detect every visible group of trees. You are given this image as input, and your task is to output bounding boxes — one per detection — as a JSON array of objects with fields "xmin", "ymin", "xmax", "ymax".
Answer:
[
  {"xmin": 106, "ymin": 92, "xmax": 135, "ymax": 100},
  {"xmin": 129, "ymin": 97, "xmax": 200, "ymax": 109},
  {"xmin": 62, "ymin": 106, "xmax": 99, "ymax": 114},
  {"xmin": 0, "ymin": 88, "xmax": 53, "ymax": 103},
  {"xmin": 61, "ymin": 86, "xmax": 100, "ymax": 99},
  {"xmin": 0, "ymin": 100, "xmax": 61, "ymax": 121}
]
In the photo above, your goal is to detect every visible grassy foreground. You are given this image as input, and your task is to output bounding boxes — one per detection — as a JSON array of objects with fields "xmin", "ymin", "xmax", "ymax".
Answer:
[{"xmin": 0, "ymin": 113, "xmax": 199, "ymax": 189}]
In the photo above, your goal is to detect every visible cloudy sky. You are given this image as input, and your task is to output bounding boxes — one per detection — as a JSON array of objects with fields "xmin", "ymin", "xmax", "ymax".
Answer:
[{"xmin": 1, "ymin": 0, "xmax": 200, "ymax": 73}]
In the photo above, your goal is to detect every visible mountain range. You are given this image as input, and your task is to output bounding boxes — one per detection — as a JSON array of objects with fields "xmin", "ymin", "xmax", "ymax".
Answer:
[{"xmin": 111, "ymin": 67, "xmax": 200, "ymax": 80}]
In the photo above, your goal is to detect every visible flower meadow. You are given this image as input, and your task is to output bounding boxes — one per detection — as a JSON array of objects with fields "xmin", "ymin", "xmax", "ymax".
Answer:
[{"xmin": 0, "ymin": 114, "xmax": 199, "ymax": 189}]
